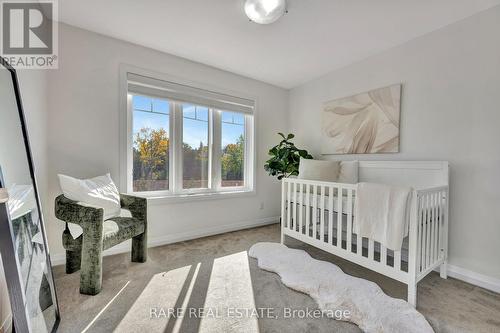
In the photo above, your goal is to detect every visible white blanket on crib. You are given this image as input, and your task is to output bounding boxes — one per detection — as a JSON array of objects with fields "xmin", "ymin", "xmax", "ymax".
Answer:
[{"xmin": 354, "ymin": 182, "xmax": 412, "ymax": 251}]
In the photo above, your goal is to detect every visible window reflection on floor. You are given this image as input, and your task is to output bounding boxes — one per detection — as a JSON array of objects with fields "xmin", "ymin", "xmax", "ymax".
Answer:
[
  {"xmin": 199, "ymin": 251, "xmax": 258, "ymax": 332},
  {"xmin": 113, "ymin": 251, "xmax": 258, "ymax": 332},
  {"xmin": 114, "ymin": 266, "xmax": 192, "ymax": 332}
]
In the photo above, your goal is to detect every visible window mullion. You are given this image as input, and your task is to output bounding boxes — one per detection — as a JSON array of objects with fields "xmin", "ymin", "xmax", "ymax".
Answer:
[
  {"xmin": 212, "ymin": 110, "xmax": 222, "ymax": 191},
  {"xmin": 207, "ymin": 109, "xmax": 213, "ymax": 190},
  {"xmin": 173, "ymin": 102, "xmax": 184, "ymax": 193},
  {"xmin": 168, "ymin": 101, "xmax": 174, "ymax": 192},
  {"xmin": 126, "ymin": 94, "xmax": 133, "ymax": 193},
  {"xmin": 245, "ymin": 114, "xmax": 253, "ymax": 190}
]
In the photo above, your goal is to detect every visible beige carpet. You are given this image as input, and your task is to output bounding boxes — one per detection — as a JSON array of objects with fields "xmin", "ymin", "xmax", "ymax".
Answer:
[{"xmin": 53, "ymin": 224, "xmax": 500, "ymax": 333}]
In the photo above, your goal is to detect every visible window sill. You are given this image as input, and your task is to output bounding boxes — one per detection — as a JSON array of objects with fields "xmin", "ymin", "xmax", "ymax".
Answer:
[{"xmin": 130, "ymin": 189, "xmax": 256, "ymax": 206}]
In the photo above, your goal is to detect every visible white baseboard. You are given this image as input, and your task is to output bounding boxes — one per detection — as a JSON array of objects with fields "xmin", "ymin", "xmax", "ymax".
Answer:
[
  {"xmin": 50, "ymin": 216, "xmax": 279, "ymax": 266},
  {"xmin": 446, "ymin": 264, "xmax": 500, "ymax": 294}
]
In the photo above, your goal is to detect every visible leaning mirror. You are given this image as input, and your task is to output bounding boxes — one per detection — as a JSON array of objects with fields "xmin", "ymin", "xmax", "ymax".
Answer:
[{"xmin": 0, "ymin": 58, "xmax": 60, "ymax": 332}]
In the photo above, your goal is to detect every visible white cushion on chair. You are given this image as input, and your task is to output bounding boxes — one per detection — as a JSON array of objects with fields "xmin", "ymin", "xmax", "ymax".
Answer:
[
  {"xmin": 58, "ymin": 173, "xmax": 121, "ymax": 221},
  {"xmin": 298, "ymin": 159, "xmax": 340, "ymax": 182}
]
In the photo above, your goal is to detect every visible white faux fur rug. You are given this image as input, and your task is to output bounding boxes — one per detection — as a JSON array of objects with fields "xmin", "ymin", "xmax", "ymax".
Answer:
[{"xmin": 248, "ymin": 242, "xmax": 434, "ymax": 333}]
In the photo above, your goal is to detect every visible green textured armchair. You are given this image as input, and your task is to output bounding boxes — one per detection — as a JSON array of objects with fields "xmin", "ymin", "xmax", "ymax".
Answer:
[{"xmin": 55, "ymin": 193, "xmax": 147, "ymax": 295}]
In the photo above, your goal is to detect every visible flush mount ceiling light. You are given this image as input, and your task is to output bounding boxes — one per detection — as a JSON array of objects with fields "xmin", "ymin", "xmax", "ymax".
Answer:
[{"xmin": 244, "ymin": 0, "xmax": 287, "ymax": 24}]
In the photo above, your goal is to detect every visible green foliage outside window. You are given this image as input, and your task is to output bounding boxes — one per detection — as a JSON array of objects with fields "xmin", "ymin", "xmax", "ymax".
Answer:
[
  {"xmin": 133, "ymin": 128, "xmax": 169, "ymax": 191},
  {"xmin": 221, "ymin": 134, "xmax": 244, "ymax": 184},
  {"xmin": 133, "ymin": 127, "xmax": 245, "ymax": 191}
]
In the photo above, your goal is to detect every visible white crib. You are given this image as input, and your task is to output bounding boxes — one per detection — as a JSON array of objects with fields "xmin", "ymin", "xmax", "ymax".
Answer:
[{"xmin": 280, "ymin": 161, "xmax": 449, "ymax": 307}]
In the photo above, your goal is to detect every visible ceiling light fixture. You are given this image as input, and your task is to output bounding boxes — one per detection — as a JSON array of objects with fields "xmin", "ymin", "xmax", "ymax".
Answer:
[{"xmin": 244, "ymin": 0, "xmax": 287, "ymax": 25}]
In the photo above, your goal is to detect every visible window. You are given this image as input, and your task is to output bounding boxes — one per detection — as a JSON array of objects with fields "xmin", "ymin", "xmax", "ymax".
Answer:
[
  {"xmin": 221, "ymin": 111, "xmax": 245, "ymax": 188},
  {"xmin": 132, "ymin": 96, "xmax": 170, "ymax": 192},
  {"xmin": 182, "ymin": 104, "xmax": 209, "ymax": 190},
  {"xmin": 126, "ymin": 72, "xmax": 254, "ymax": 197}
]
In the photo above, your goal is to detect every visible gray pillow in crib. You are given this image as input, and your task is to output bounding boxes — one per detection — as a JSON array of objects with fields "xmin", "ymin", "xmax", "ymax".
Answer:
[
  {"xmin": 298, "ymin": 159, "xmax": 340, "ymax": 182},
  {"xmin": 338, "ymin": 161, "xmax": 359, "ymax": 184}
]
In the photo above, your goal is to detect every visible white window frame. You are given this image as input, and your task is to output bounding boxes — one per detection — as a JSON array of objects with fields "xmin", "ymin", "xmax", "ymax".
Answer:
[{"xmin": 119, "ymin": 65, "xmax": 256, "ymax": 201}]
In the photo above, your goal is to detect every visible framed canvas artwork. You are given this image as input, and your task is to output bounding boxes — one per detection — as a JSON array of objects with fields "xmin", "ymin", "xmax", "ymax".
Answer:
[{"xmin": 321, "ymin": 84, "xmax": 401, "ymax": 154}]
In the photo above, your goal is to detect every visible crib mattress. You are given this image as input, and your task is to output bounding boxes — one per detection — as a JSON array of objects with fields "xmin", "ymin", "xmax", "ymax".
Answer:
[
  {"xmin": 289, "ymin": 193, "xmax": 442, "ymax": 216},
  {"xmin": 288, "ymin": 193, "xmax": 355, "ymax": 215},
  {"xmin": 293, "ymin": 223, "xmax": 410, "ymax": 265}
]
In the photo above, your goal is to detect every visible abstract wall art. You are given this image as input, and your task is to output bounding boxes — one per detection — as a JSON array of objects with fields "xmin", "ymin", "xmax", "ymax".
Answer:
[{"xmin": 321, "ymin": 84, "xmax": 401, "ymax": 154}]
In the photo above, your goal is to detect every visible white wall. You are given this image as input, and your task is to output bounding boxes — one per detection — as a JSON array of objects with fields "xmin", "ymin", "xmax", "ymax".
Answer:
[
  {"xmin": 289, "ymin": 7, "xmax": 500, "ymax": 280},
  {"xmin": 45, "ymin": 24, "xmax": 288, "ymax": 260},
  {"xmin": 17, "ymin": 70, "xmax": 49, "ymax": 202}
]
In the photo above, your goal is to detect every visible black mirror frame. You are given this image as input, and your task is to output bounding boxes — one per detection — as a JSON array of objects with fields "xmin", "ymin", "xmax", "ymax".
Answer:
[{"xmin": 0, "ymin": 56, "xmax": 60, "ymax": 333}]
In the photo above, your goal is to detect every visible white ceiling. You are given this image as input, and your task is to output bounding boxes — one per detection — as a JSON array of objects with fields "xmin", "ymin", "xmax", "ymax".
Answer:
[{"xmin": 58, "ymin": 0, "xmax": 500, "ymax": 89}]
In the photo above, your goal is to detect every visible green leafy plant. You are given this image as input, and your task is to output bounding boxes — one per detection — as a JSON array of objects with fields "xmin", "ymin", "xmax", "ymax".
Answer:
[{"xmin": 264, "ymin": 133, "xmax": 313, "ymax": 180}]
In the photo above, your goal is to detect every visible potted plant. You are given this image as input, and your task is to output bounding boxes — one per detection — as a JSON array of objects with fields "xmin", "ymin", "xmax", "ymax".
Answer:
[{"xmin": 264, "ymin": 133, "xmax": 313, "ymax": 180}]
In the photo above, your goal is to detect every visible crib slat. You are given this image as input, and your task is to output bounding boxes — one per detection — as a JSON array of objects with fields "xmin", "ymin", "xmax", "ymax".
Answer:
[
  {"xmin": 417, "ymin": 194, "xmax": 423, "ymax": 272},
  {"xmin": 356, "ymin": 223, "xmax": 361, "ymax": 255},
  {"xmin": 292, "ymin": 182, "xmax": 297, "ymax": 231},
  {"xmin": 438, "ymin": 191, "xmax": 443, "ymax": 260},
  {"xmin": 328, "ymin": 186, "xmax": 334, "ymax": 244},
  {"xmin": 298, "ymin": 183, "xmax": 303, "ymax": 233},
  {"xmin": 312, "ymin": 185, "xmax": 317, "ymax": 239},
  {"xmin": 281, "ymin": 181, "xmax": 285, "ymax": 233},
  {"xmin": 436, "ymin": 191, "xmax": 441, "ymax": 260},
  {"xmin": 346, "ymin": 189, "xmax": 353, "ymax": 252},
  {"xmin": 435, "ymin": 192, "xmax": 440, "ymax": 262},
  {"xmin": 429, "ymin": 193, "xmax": 436, "ymax": 265},
  {"xmin": 320, "ymin": 186, "xmax": 325, "ymax": 241},
  {"xmin": 439, "ymin": 190, "xmax": 449, "ymax": 258},
  {"xmin": 438, "ymin": 192, "xmax": 443, "ymax": 261},
  {"xmin": 394, "ymin": 250, "xmax": 401, "ymax": 271},
  {"xmin": 286, "ymin": 182, "xmax": 291, "ymax": 229},
  {"xmin": 381, "ymin": 244, "xmax": 387, "ymax": 266},
  {"xmin": 425, "ymin": 194, "xmax": 431, "ymax": 269},
  {"xmin": 305, "ymin": 184, "xmax": 310, "ymax": 237},
  {"xmin": 423, "ymin": 193, "xmax": 429, "ymax": 270},
  {"xmin": 429, "ymin": 193, "xmax": 434, "ymax": 268},
  {"xmin": 337, "ymin": 186, "xmax": 343, "ymax": 248},
  {"xmin": 423, "ymin": 193, "xmax": 428, "ymax": 270},
  {"xmin": 430, "ymin": 192, "xmax": 435, "ymax": 263},
  {"xmin": 421, "ymin": 193, "xmax": 426, "ymax": 270},
  {"xmin": 354, "ymin": 187, "xmax": 361, "ymax": 255},
  {"xmin": 421, "ymin": 194, "xmax": 428, "ymax": 270},
  {"xmin": 434, "ymin": 192, "xmax": 439, "ymax": 262},
  {"xmin": 446, "ymin": 189, "xmax": 450, "ymax": 258},
  {"xmin": 368, "ymin": 239, "xmax": 374, "ymax": 261}
]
